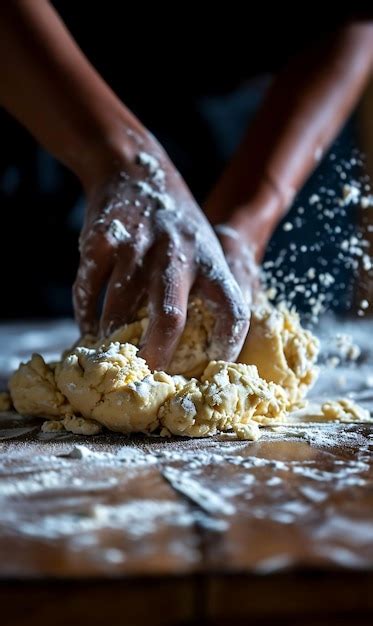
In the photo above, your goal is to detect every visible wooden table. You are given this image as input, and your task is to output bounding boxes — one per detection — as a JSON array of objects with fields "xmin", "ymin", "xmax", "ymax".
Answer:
[{"xmin": 1, "ymin": 320, "xmax": 373, "ymax": 626}]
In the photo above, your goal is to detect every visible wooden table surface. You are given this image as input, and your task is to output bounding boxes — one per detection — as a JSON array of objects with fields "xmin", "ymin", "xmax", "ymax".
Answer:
[{"xmin": 1, "ymin": 319, "xmax": 373, "ymax": 626}]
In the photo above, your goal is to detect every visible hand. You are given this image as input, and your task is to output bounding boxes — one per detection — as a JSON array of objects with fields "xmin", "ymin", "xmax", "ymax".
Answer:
[
  {"xmin": 215, "ymin": 224, "xmax": 260, "ymax": 307},
  {"xmin": 73, "ymin": 133, "xmax": 250, "ymax": 370}
]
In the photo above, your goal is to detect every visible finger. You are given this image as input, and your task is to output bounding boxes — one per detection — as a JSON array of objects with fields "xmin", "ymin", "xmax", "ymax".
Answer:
[
  {"xmin": 196, "ymin": 270, "xmax": 250, "ymax": 363},
  {"xmin": 224, "ymin": 253, "xmax": 257, "ymax": 308},
  {"xmin": 100, "ymin": 243, "xmax": 148, "ymax": 336},
  {"xmin": 216, "ymin": 231, "xmax": 258, "ymax": 306},
  {"xmin": 139, "ymin": 251, "xmax": 194, "ymax": 371},
  {"xmin": 73, "ymin": 237, "xmax": 113, "ymax": 335}
]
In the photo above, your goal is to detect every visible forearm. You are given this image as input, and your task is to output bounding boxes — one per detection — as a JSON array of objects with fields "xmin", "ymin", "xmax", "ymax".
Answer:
[
  {"xmin": 0, "ymin": 0, "xmax": 152, "ymax": 187},
  {"xmin": 205, "ymin": 23, "xmax": 373, "ymax": 258}
]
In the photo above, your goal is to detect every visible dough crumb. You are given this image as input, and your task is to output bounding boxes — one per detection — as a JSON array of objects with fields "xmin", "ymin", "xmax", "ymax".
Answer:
[
  {"xmin": 234, "ymin": 422, "xmax": 261, "ymax": 441},
  {"xmin": 321, "ymin": 399, "xmax": 372, "ymax": 423},
  {"xmin": 41, "ymin": 419, "xmax": 65, "ymax": 433},
  {"xmin": 63, "ymin": 415, "xmax": 102, "ymax": 435}
]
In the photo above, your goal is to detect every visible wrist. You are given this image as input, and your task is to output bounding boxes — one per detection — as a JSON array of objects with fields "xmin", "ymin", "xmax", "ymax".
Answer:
[
  {"xmin": 224, "ymin": 182, "xmax": 284, "ymax": 261},
  {"xmin": 67, "ymin": 115, "xmax": 168, "ymax": 191}
]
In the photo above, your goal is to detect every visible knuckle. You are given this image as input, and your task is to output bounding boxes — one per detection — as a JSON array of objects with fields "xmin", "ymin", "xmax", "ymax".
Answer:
[
  {"xmin": 82, "ymin": 226, "xmax": 113, "ymax": 256},
  {"xmin": 224, "ymin": 295, "xmax": 250, "ymax": 328}
]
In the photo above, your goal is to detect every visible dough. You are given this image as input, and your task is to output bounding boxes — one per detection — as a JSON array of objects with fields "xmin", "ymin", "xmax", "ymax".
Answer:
[
  {"xmin": 9, "ymin": 299, "xmax": 368, "ymax": 440},
  {"xmin": 9, "ymin": 354, "xmax": 72, "ymax": 418},
  {"xmin": 57, "ymin": 343, "xmax": 175, "ymax": 434},
  {"xmin": 90, "ymin": 298, "xmax": 213, "ymax": 378},
  {"xmin": 41, "ymin": 419, "xmax": 65, "ymax": 433},
  {"xmin": 84, "ymin": 299, "xmax": 319, "ymax": 402},
  {"xmin": 159, "ymin": 361, "xmax": 287, "ymax": 437},
  {"xmin": 41, "ymin": 416, "xmax": 103, "ymax": 435},
  {"xmin": 239, "ymin": 304, "xmax": 319, "ymax": 406},
  {"xmin": 321, "ymin": 399, "xmax": 371, "ymax": 422}
]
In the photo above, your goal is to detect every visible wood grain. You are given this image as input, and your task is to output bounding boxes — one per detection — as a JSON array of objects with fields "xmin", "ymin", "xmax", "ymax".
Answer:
[{"xmin": 1, "ymin": 416, "xmax": 373, "ymax": 624}]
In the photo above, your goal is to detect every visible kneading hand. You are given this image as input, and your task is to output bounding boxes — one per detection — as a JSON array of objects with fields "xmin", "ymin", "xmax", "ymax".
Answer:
[{"xmin": 74, "ymin": 135, "xmax": 250, "ymax": 370}]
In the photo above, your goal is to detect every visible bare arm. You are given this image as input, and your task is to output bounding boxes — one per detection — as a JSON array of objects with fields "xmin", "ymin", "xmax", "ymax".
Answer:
[
  {"xmin": 0, "ymin": 0, "xmax": 146, "ymax": 186},
  {"xmin": 205, "ymin": 23, "xmax": 373, "ymax": 277}
]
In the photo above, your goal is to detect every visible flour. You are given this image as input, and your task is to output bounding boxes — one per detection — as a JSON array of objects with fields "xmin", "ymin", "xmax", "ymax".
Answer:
[
  {"xmin": 283, "ymin": 222, "xmax": 293, "ymax": 232},
  {"xmin": 136, "ymin": 151, "xmax": 165, "ymax": 185},
  {"xmin": 11, "ymin": 500, "xmax": 192, "ymax": 540},
  {"xmin": 327, "ymin": 333, "xmax": 362, "ymax": 362},
  {"xmin": 253, "ymin": 555, "xmax": 294, "ymax": 574},
  {"xmin": 309, "ymin": 194, "xmax": 320, "ymax": 205},
  {"xmin": 134, "ymin": 180, "xmax": 175, "ymax": 211},
  {"xmin": 108, "ymin": 219, "xmax": 131, "ymax": 242},
  {"xmin": 361, "ymin": 195, "xmax": 373, "ymax": 208},
  {"xmin": 262, "ymin": 151, "xmax": 372, "ymax": 322},
  {"xmin": 0, "ymin": 470, "xmax": 67, "ymax": 497},
  {"xmin": 61, "ymin": 444, "xmax": 101, "ymax": 460},
  {"xmin": 0, "ymin": 410, "xmax": 372, "ymax": 577},
  {"xmin": 267, "ymin": 422, "xmax": 371, "ymax": 453},
  {"xmin": 162, "ymin": 467, "xmax": 236, "ymax": 516},
  {"xmin": 214, "ymin": 224, "xmax": 240, "ymax": 239},
  {"xmin": 341, "ymin": 183, "xmax": 361, "ymax": 205}
]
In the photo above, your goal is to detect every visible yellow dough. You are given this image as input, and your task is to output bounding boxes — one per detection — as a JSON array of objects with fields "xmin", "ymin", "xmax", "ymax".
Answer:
[
  {"xmin": 57, "ymin": 343, "xmax": 175, "ymax": 434},
  {"xmin": 321, "ymin": 399, "xmax": 371, "ymax": 422},
  {"xmin": 239, "ymin": 304, "xmax": 319, "ymax": 406},
  {"xmin": 9, "ymin": 299, "xmax": 368, "ymax": 440},
  {"xmin": 92, "ymin": 299, "xmax": 213, "ymax": 378},
  {"xmin": 159, "ymin": 361, "xmax": 288, "ymax": 438},
  {"xmin": 9, "ymin": 354, "xmax": 72, "ymax": 418},
  {"xmin": 41, "ymin": 415, "xmax": 103, "ymax": 435}
]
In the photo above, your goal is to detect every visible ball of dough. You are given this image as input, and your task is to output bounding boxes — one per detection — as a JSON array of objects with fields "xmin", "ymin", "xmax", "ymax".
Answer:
[
  {"xmin": 9, "ymin": 297, "xmax": 321, "ymax": 440},
  {"xmin": 56, "ymin": 342, "xmax": 175, "ymax": 434},
  {"xmin": 238, "ymin": 304, "xmax": 319, "ymax": 406},
  {"xmin": 9, "ymin": 354, "xmax": 72, "ymax": 418},
  {"xmin": 159, "ymin": 361, "xmax": 288, "ymax": 437}
]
